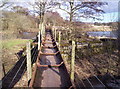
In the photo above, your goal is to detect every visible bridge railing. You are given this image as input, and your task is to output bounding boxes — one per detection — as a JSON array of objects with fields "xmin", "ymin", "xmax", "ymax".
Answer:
[{"xmin": 52, "ymin": 27, "xmax": 119, "ymax": 88}]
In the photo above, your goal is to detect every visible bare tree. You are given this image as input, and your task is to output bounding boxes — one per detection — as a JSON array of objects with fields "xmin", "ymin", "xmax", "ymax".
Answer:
[
  {"xmin": 0, "ymin": 0, "xmax": 12, "ymax": 9},
  {"xmin": 12, "ymin": 6, "xmax": 29, "ymax": 15},
  {"xmin": 58, "ymin": 0, "xmax": 107, "ymax": 22},
  {"xmin": 45, "ymin": 11, "xmax": 64, "ymax": 26},
  {"xmin": 0, "ymin": 0, "xmax": 8, "ymax": 8},
  {"xmin": 29, "ymin": 0, "xmax": 57, "ymax": 24}
]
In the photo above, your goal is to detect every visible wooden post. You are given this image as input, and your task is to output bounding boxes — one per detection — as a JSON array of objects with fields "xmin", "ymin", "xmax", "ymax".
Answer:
[
  {"xmin": 42, "ymin": 22, "xmax": 45, "ymax": 40},
  {"xmin": 38, "ymin": 31, "xmax": 41, "ymax": 50},
  {"xmin": 43, "ymin": 23, "xmax": 45, "ymax": 37},
  {"xmin": 53, "ymin": 28, "xmax": 55, "ymax": 38},
  {"xmin": 71, "ymin": 40, "xmax": 76, "ymax": 82},
  {"xmin": 39, "ymin": 24, "xmax": 41, "ymax": 30},
  {"xmin": 63, "ymin": 54, "xmax": 68, "ymax": 66},
  {"xmin": 69, "ymin": 30, "xmax": 72, "ymax": 40},
  {"xmin": 26, "ymin": 42, "xmax": 32, "ymax": 81},
  {"xmin": 2, "ymin": 63, "xmax": 6, "ymax": 76},
  {"xmin": 55, "ymin": 28, "xmax": 56, "ymax": 41},
  {"xmin": 39, "ymin": 23, "xmax": 43, "ymax": 41},
  {"xmin": 58, "ymin": 31, "xmax": 61, "ymax": 51},
  {"xmin": 41, "ymin": 23, "xmax": 43, "ymax": 41}
]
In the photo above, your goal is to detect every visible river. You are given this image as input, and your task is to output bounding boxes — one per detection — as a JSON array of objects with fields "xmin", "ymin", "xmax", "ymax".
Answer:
[
  {"xmin": 87, "ymin": 31, "xmax": 118, "ymax": 38},
  {"xmin": 21, "ymin": 31, "xmax": 118, "ymax": 40},
  {"xmin": 20, "ymin": 32, "xmax": 37, "ymax": 39}
]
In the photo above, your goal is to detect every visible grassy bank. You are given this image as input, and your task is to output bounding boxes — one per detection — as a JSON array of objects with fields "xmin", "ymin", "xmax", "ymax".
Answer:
[
  {"xmin": 1, "ymin": 39, "xmax": 32, "ymax": 75},
  {"xmin": 1, "ymin": 39, "xmax": 31, "ymax": 49}
]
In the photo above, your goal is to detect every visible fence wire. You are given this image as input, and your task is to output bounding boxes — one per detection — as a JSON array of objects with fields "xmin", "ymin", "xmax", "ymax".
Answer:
[{"xmin": 57, "ymin": 28, "xmax": 119, "ymax": 88}]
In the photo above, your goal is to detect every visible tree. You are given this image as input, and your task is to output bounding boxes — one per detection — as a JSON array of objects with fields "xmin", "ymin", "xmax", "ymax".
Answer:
[
  {"xmin": 2, "ymin": 10, "xmax": 36, "ymax": 33},
  {"xmin": 45, "ymin": 11, "xmax": 64, "ymax": 26},
  {"xmin": 58, "ymin": 0, "xmax": 107, "ymax": 22},
  {"xmin": 0, "ymin": 0, "xmax": 12, "ymax": 9},
  {"xmin": 12, "ymin": 6, "xmax": 29, "ymax": 15},
  {"xmin": 29, "ymin": 0, "xmax": 57, "ymax": 24}
]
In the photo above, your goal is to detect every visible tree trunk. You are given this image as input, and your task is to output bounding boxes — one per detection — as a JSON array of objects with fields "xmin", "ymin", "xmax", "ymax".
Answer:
[{"xmin": 70, "ymin": 14, "xmax": 73, "ymax": 22}]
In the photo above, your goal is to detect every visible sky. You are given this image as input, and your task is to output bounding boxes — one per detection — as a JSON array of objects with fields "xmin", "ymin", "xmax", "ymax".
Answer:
[
  {"xmin": 4, "ymin": 0, "xmax": 120, "ymax": 23},
  {"xmin": 57, "ymin": 0, "xmax": 119, "ymax": 23}
]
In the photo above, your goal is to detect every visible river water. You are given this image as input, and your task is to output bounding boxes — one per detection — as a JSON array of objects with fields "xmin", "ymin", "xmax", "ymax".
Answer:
[
  {"xmin": 20, "ymin": 32, "xmax": 37, "ymax": 39},
  {"xmin": 87, "ymin": 31, "xmax": 118, "ymax": 38},
  {"xmin": 21, "ymin": 31, "xmax": 118, "ymax": 39}
]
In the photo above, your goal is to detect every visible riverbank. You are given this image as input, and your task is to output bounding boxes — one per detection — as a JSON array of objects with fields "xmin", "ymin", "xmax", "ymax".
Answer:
[
  {"xmin": 1, "ymin": 39, "xmax": 30, "ymax": 74},
  {"xmin": 1, "ymin": 29, "xmax": 37, "ymax": 78}
]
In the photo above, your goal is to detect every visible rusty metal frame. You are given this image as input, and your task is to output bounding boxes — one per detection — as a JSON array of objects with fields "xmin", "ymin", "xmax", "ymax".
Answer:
[
  {"xmin": 41, "ymin": 45, "xmax": 57, "ymax": 48},
  {"xmin": 40, "ymin": 51, "xmax": 59, "ymax": 55},
  {"xmin": 43, "ymin": 39, "xmax": 54, "ymax": 41},
  {"xmin": 37, "ymin": 60, "xmax": 64, "ymax": 68},
  {"xmin": 29, "ymin": 31, "xmax": 73, "ymax": 88},
  {"xmin": 43, "ymin": 39, "xmax": 53, "ymax": 41},
  {"xmin": 42, "ymin": 41, "xmax": 56, "ymax": 44}
]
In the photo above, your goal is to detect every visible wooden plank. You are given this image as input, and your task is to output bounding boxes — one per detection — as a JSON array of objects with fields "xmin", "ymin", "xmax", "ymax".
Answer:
[{"xmin": 26, "ymin": 42, "xmax": 32, "ymax": 81}]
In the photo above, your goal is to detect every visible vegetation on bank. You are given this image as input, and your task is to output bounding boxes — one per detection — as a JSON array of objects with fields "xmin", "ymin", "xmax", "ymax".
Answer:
[
  {"xmin": 0, "ymin": 5, "xmax": 38, "ymax": 76},
  {"xmin": 1, "ymin": 39, "xmax": 31, "ymax": 73},
  {"xmin": 1, "ymin": 39, "xmax": 31, "ymax": 49},
  {"xmin": 59, "ymin": 28, "xmax": 119, "ymax": 88}
]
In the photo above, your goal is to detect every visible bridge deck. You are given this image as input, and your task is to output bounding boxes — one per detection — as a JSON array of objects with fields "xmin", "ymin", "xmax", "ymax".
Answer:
[{"xmin": 32, "ymin": 30, "xmax": 72, "ymax": 87}]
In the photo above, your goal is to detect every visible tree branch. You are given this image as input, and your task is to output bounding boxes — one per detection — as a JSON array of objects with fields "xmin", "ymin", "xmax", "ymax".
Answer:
[{"xmin": 58, "ymin": 3, "xmax": 70, "ymax": 14}]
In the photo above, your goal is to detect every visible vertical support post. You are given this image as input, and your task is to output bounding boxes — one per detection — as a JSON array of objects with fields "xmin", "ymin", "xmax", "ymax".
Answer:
[
  {"xmin": 39, "ymin": 23, "xmax": 42, "ymax": 42},
  {"xmin": 52, "ymin": 27, "xmax": 55, "ymax": 38},
  {"xmin": 2, "ymin": 63, "xmax": 6, "ymax": 76},
  {"xmin": 71, "ymin": 40, "xmax": 76, "ymax": 82},
  {"xmin": 58, "ymin": 31, "xmax": 61, "ymax": 51},
  {"xmin": 26, "ymin": 42, "xmax": 32, "ymax": 81},
  {"xmin": 39, "ymin": 24, "xmax": 41, "ymax": 30},
  {"xmin": 42, "ymin": 22, "xmax": 45, "ymax": 40},
  {"xmin": 39, "ymin": 23, "xmax": 43, "ymax": 41},
  {"xmin": 55, "ymin": 28, "xmax": 56, "ymax": 41},
  {"xmin": 41, "ymin": 23, "xmax": 43, "ymax": 41},
  {"xmin": 38, "ymin": 31, "xmax": 41, "ymax": 50}
]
